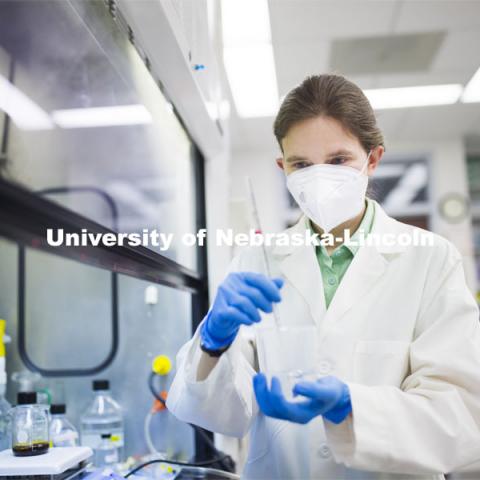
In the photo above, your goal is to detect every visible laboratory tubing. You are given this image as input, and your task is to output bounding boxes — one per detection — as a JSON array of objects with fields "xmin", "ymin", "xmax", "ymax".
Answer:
[
  {"xmin": 94, "ymin": 433, "xmax": 119, "ymax": 468},
  {"xmin": 49, "ymin": 403, "xmax": 79, "ymax": 447},
  {"xmin": 12, "ymin": 391, "xmax": 49, "ymax": 456},
  {"xmin": 80, "ymin": 380, "xmax": 124, "ymax": 459}
]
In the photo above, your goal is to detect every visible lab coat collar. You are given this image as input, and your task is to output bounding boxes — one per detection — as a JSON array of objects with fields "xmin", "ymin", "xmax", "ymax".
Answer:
[
  {"xmin": 272, "ymin": 199, "xmax": 408, "ymax": 257},
  {"xmin": 272, "ymin": 200, "xmax": 408, "ymax": 327}
]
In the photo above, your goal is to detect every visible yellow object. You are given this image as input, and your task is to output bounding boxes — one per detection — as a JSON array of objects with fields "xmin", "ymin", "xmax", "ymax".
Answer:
[
  {"xmin": 152, "ymin": 355, "xmax": 172, "ymax": 376},
  {"xmin": 0, "ymin": 320, "xmax": 6, "ymax": 357}
]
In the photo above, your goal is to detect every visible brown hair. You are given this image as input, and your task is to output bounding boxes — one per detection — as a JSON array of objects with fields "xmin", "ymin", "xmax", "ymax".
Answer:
[{"xmin": 273, "ymin": 74, "xmax": 385, "ymax": 154}]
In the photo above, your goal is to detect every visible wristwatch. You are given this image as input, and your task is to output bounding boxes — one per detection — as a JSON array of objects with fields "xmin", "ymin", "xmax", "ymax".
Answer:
[{"xmin": 200, "ymin": 342, "xmax": 232, "ymax": 357}]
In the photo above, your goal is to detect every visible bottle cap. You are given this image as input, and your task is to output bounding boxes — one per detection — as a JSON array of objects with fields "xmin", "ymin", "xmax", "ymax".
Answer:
[
  {"xmin": 17, "ymin": 391, "xmax": 37, "ymax": 405},
  {"xmin": 0, "ymin": 320, "xmax": 6, "ymax": 358},
  {"xmin": 152, "ymin": 355, "xmax": 172, "ymax": 376},
  {"xmin": 93, "ymin": 379, "xmax": 109, "ymax": 391},
  {"xmin": 50, "ymin": 403, "xmax": 66, "ymax": 414}
]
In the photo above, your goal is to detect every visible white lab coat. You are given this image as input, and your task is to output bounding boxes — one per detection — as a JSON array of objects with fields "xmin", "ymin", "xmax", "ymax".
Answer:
[{"xmin": 167, "ymin": 200, "xmax": 480, "ymax": 479}]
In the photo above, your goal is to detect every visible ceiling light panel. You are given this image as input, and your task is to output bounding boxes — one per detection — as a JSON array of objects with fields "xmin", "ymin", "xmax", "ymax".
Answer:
[
  {"xmin": 52, "ymin": 105, "xmax": 152, "ymax": 129},
  {"xmin": 364, "ymin": 84, "xmax": 463, "ymax": 109}
]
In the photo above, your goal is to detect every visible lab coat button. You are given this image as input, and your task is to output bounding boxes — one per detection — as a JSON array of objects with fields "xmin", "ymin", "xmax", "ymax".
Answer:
[
  {"xmin": 318, "ymin": 444, "xmax": 331, "ymax": 458},
  {"xmin": 327, "ymin": 277, "xmax": 336, "ymax": 285}
]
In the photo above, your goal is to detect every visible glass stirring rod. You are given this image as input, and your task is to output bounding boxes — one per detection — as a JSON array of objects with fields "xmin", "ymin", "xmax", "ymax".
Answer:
[{"xmin": 245, "ymin": 176, "xmax": 282, "ymax": 327}]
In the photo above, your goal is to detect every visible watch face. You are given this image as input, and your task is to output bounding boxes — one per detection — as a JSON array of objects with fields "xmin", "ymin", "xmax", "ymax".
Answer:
[{"xmin": 439, "ymin": 193, "xmax": 469, "ymax": 223}]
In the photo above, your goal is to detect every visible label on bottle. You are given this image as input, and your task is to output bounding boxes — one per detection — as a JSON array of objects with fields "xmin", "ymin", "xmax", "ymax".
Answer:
[
  {"xmin": 81, "ymin": 431, "xmax": 124, "ymax": 449},
  {"xmin": 52, "ymin": 430, "xmax": 78, "ymax": 447},
  {"xmin": 110, "ymin": 433, "xmax": 124, "ymax": 447},
  {"xmin": 105, "ymin": 451, "xmax": 119, "ymax": 464}
]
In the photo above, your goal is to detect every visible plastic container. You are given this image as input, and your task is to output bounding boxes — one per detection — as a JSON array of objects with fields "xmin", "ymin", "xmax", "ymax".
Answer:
[
  {"xmin": 93, "ymin": 433, "xmax": 119, "ymax": 468},
  {"xmin": 80, "ymin": 380, "xmax": 124, "ymax": 459},
  {"xmin": 255, "ymin": 324, "xmax": 319, "ymax": 401},
  {"xmin": 11, "ymin": 391, "xmax": 49, "ymax": 456},
  {"xmin": 49, "ymin": 404, "xmax": 79, "ymax": 447}
]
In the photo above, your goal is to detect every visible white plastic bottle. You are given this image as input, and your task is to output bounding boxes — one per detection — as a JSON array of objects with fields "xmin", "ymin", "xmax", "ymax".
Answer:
[
  {"xmin": 80, "ymin": 380, "xmax": 124, "ymax": 459},
  {"xmin": 94, "ymin": 433, "xmax": 119, "ymax": 468},
  {"xmin": 49, "ymin": 404, "xmax": 79, "ymax": 447}
]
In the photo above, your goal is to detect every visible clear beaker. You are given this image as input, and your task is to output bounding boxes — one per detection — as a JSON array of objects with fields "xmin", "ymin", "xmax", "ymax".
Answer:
[{"xmin": 255, "ymin": 324, "xmax": 318, "ymax": 401}]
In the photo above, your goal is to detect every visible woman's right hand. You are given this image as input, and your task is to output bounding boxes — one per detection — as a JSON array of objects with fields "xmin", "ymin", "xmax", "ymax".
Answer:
[{"xmin": 200, "ymin": 272, "xmax": 284, "ymax": 350}]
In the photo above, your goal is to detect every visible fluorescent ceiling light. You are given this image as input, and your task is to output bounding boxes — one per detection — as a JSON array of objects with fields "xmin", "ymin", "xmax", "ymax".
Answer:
[
  {"xmin": 52, "ymin": 105, "xmax": 152, "ymax": 129},
  {"xmin": 222, "ymin": 0, "xmax": 271, "ymax": 46},
  {"xmin": 224, "ymin": 45, "xmax": 279, "ymax": 118},
  {"xmin": 364, "ymin": 84, "xmax": 463, "ymax": 110},
  {"xmin": 206, "ymin": 99, "xmax": 231, "ymax": 121},
  {"xmin": 461, "ymin": 67, "xmax": 480, "ymax": 103},
  {"xmin": 221, "ymin": 0, "xmax": 279, "ymax": 118},
  {"xmin": 0, "ymin": 75, "xmax": 53, "ymax": 130}
]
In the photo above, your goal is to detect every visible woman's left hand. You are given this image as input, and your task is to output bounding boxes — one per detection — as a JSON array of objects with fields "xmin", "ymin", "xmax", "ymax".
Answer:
[{"xmin": 253, "ymin": 373, "xmax": 352, "ymax": 424}]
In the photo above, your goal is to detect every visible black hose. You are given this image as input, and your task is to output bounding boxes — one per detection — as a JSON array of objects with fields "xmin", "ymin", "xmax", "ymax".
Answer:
[{"xmin": 124, "ymin": 456, "xmax": 233, "ymax": 478}]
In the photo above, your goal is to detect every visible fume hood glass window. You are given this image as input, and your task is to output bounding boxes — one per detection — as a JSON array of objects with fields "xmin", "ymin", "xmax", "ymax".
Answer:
[
  {"xmin": 23, "ymin": 249, "xmax": 114, "ymax": 372},
  {"xmin": 0, "ymin": 0, "xmax": 198, "ymax": 271}
]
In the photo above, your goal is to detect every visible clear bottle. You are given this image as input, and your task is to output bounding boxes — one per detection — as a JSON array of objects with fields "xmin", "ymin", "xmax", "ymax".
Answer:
[
  {"xmin": 80, "ymin": 380, "xmax": 124, "ymax": 459},
  {"xmin": 94, "ymin": 433, "xmax": 119, "ymax": 468},
  {"xmin": 12, "ymin": 391, "xmax": 49, "ymax": 456},
  {"xmin": 0, "ymin": 385, "xmax": 11, "ymax": 452},
  {"xmin": 49, "ymin": 404, "xmax": 79, "ymax": 447}
]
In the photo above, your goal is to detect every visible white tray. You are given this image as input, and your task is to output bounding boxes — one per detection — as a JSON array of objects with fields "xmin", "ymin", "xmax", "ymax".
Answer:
[{"xmin": 0, "ymin": 446, "xmax": 93, "ymax": 475}]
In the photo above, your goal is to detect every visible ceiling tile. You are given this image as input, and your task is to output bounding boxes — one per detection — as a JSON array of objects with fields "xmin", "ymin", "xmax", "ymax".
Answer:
[
  {"xmin": 330, "ymin": 31, "xmax": 445, "ymax": 75},
  {"xmin": 371, "ymin": 70, "xmax": 472, "ymax": 88},
  {"xmin": 430, "ymin": 30, "xmax": 480, "ymax": 73},
  {"xmin": 394, "ymin": 0, "xmax": 480, "ymax": 34},
  {"xmin": 269, "ymin": 0, "xmax": 397, "ymax": 42},
  {"xmin": 387, "ymin": 103, "xmax": 480, "ymax": 141},
  {"xmin": 274, "ymin": 40, "xmax": 330, "ymax": 95}
]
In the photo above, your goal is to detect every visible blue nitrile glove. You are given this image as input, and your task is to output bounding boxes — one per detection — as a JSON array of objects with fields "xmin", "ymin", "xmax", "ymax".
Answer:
[
  {"xmin": 253, "ymin": 373, "xmax": 351, "ymax": 424},
  {"xmin": 200, "ymin": 272, "xmax": 284, "ymax": 350}
]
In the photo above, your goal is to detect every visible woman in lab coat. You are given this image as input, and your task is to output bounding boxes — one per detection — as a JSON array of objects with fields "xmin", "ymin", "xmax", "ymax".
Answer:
[{"xmin": 166, "ymin": 74, "xmax": 480, "ymax": 479}]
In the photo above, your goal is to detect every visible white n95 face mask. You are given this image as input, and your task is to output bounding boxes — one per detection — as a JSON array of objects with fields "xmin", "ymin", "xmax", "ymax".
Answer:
[{"xmin": 286, "ymin": 152, "xmax": 371, "ymax": 233}]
